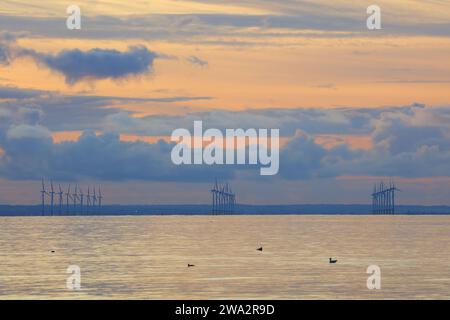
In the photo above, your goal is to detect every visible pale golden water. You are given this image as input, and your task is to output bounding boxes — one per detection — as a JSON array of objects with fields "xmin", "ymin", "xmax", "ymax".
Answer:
[{"xmin": 0, "ymin": 215, "xmax": 449, "ymax": 299}]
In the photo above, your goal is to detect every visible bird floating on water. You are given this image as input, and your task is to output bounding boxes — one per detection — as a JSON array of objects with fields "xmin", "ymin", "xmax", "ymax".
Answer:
[
  {"xmin": 329, "ymin": 258, "xmax": 337, "ymax": 264},
  {"xmin": 257, "ymin": 247, "xmax": 263, "ymax": 252},
  {"xmin": 188, "ymin": 264, "xmax": 195, "ymax": 267}
]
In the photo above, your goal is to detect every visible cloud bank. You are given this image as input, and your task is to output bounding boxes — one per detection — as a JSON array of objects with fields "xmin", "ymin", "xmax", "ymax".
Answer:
[
  {"xmin": 0, "ymin": 86, "xmax": 212, "ymax": 131},
  {"xmin": 0, "ymin": 103, "xmax": 449, "ymax": 182}
]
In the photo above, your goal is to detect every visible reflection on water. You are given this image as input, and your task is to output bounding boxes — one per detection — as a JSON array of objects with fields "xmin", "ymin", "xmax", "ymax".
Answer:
[{"xmin": 0, "ymin": 215, "xmax": 449, "ymax": 299}]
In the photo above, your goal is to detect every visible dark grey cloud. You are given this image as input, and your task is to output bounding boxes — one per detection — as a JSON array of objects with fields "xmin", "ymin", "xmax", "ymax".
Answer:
[
  {"xmin": 0, "ymin": 86, "xmax": 213, "ymax": 131},
  {"xmin": 0, "ymin": 86, "xmax": 47, "ymax": 99},
  {"xmin": 20, "ymin": 45, "xmax": 157, "ymax": 84},
  {"xmin": 186, "ymin": 55, "xmax": 208, "ymax": 67},
  {"xmin": 0, "ymin": 32, "xmax": 29, "ymax": 66},
  {"xmin": 104, "ymin": 104, "xmax": 423, "ymax": 137},
  {"xmin": 301, "ymin": 103, "xmax": 450, "ymax": 179},
  {"xmin": 0, "ymin": 129, "xmax": 234, "ymax": 182},
  {"xmin": 0, "ymin": 35, "xmax": 160, "ymax": 83},
  {"xmin": 0, "ymin": 32, "xmax": 17, "ymax": 42},
  {"xmin": 0, "ymin": 44, "xmax": 11, "ymax": 66},
  {"xmin": 279, "ymin": 128, "xmax": 450, "ymax": 181},
  {"xmin": 0, "ymin": 45, "xmax": 9, "ymax": 65},
  {"xmin": 0, "ymin": 32, "xmax": 17, "ymax": 65}
]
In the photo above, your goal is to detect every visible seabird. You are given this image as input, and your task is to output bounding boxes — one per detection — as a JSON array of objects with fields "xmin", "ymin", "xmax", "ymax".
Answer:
[
  {"xmin": 188, "ymin": 264, "xmax": 195, "ymax": 267},
  {"xmin": 329, "ymin": 257, "xmax": 337, "ymax": 264},
  {"xmin": 257, "ymin": 247, "xmax": 263, "ymax": 252}
]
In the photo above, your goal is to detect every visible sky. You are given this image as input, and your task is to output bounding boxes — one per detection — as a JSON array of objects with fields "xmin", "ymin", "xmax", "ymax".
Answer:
[{"xmin": 0, "ymin": 0, "xmax": 450, "ymax": 205}]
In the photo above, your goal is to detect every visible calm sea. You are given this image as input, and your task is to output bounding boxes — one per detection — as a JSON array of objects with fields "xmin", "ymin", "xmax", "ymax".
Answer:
[{"xmin": 0, "ymin": 215, "xmax": 449, "ymax": 299}]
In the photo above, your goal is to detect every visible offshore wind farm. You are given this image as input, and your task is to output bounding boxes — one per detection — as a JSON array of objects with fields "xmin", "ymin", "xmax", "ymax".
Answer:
[
  {"xmin": 1, "ymin": 178, "xmax": 449, "ymax": 216},
  {"xmin": 39, "ymin": 179, "xmax": 103, "ymax": 215}
]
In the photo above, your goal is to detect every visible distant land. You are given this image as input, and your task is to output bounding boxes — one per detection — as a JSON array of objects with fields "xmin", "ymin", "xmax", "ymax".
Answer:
[{"xmin": 0, "ymin": 204, "xmax": 450, "ymax": 216}]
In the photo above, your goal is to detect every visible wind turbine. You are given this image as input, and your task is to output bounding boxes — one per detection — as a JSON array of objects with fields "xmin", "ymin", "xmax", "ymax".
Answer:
[
  {"xmin": 98, "ymin": 186, "xmax": 102, "ymax": 209},
  {"xmin": 372, "ymin": 183, "xmax": 377, "ymax": 214},
  {"xmin": 79, "ymin": 187, "xmax": 84, "ymax": 215},
  {"xmin": 220, "ymin": 184, "xmax": 225, "ymax": 214},
  {"xmin": 228, "ymin": 185, "xmax": 234, "ymax": 214},
  {"xmin": 225, "ymin": 183, "xmax": 230, "ymax": 213},
  {"xmin": 73, "ymin": 185, "xmax": 78, "ymax": 214},
  {"xmin": 41, "ymin": 178, "xmax": 48, "ymax": 216},
  {"xmin": 86, "ymin": 186, "xmax": 91, "ymax": 213},
  {"xmin": 92, "ymin": 187, "xmax": 97, "ymax": 208},
  {"xmin": 58, "ymin": 184, "xmax": 63, "ymax": 215},
  {"xmin": 49, "ymin": 180, "xmax": 55, "ymax": 216},
  {"xmin": 65, "ymin": 184, "xmax": 71, "ymax": 214},
  {"xmin": 211, "ymin": 179, "xmax": 218, "ymax": 214},
  {"xmin": 391, "ymin": 181, "xmax": 401, "ymax": 215},
  {"xmin": 217, "ymin": 182, "xmax": 222, "ymax": 214}
]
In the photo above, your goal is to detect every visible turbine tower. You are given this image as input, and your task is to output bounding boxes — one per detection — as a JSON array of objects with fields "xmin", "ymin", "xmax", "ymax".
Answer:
[
  {"xmin": 225, "ymin": 183, "xmax": 230, "ymax": 213},
  {"xmin": 72, "ymin": 185, "xmax": 78, "ymax": 214},
  {"xmin": 41, "ymin": 178, "xmax": 48, "ymax": 216},
  {"xmin": 65, "ymin": 184, "xmax": 71, "ymax": 214},
  {"xmin": 391, "ymin": 182, "xmax": 401, "ymax": 215},
  {"xmin": 49, "ymin": 180, "xmax": 55, "ymax": 216},
  {"xmin": 372, "ymin": 183, "xmax": 377, "ymax": 214},
  {"xmin": 211, "ymin": 179, "xmax": 218, "ymax": 214},
  {"xmin": 229, "ymin": 185, "xmax": 234, "ymax": 214},
  {"xmin": 79, "ymin": 187, "xmax": 84, "ymax": 215},
  {"xmin": 98, "ymin": 186, "xmax": 102, "ymax": 210},
  {"xmin": 220, "ymin": 184, "xmax": 225, "ymax": 214},
  {"xmin": 58, "ymin": 184, "xmax": 63, "ymax": 215},
  {"xmin": 86, "ymin": 186, "xmax": 91, "ymax": 214},
  {"xmin": 92, "ymin": 187, "xmax": 97, "ymax": 208}
]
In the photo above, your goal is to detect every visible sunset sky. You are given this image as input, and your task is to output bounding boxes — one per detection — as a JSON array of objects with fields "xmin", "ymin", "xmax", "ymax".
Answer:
[{"xmin": 1, "ymin": 0, "xmax": 450, "ymax": 205}]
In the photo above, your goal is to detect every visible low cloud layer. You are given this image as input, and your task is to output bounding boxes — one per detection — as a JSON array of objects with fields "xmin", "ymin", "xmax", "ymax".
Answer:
[
  {"xmin": 0, "ymin": 86, "xmax": 212, "ymax": 131},
  {"xmin": 0, "ymin": 103, "xmax": 449, "ymax": 182},
  {"xmin": 102, "ymin": 103, "xmax": 429, "ymax": 137}
]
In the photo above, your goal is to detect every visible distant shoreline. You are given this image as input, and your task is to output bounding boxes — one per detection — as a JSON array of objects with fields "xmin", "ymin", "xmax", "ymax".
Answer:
[
  {"xmin": 1, "ymin": 204, "xmax": 450, "ymax": 216},
  {"xmin": 1, "ymin": 214, "xmax": 450, "ymax": 217}
]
